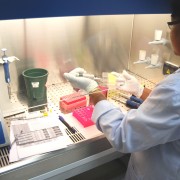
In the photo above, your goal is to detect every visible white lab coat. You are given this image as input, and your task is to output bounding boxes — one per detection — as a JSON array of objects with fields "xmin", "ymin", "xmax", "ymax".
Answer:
[{"xmin": 92, "ymin": 69, "xmax": 180, "ymax": 180}]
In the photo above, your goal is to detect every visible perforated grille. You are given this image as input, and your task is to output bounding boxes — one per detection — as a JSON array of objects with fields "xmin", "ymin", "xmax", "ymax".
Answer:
[
  {"xmin": 0, "ymin": 147, "xmax": 10, "ymax": 167},
  {"xmin": 66, "ymin": 127, "xmax": 86, "ymax": 143},
  {"xmin": 129, "ymin": 71, "xmax": 156, "ymax": 90}
]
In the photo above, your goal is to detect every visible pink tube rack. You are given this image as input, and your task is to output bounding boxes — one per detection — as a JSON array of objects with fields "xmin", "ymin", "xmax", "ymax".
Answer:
[
  {"xmin": 60, "ymin": 92, "xmax": 87, "ymax": 113},
  {"xmin": 72, "ymin": 106, "xmax": 94, "ymax": 127}
]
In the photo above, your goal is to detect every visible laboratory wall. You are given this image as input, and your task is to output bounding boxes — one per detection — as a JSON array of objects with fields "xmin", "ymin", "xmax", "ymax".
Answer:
[
  {"xmin": 130, "ymin": 14, "xmax": 180, "ymax": 83},
  {"xmin": 0, "ymin": 13, "xmax": 177, "ymax": 96}
]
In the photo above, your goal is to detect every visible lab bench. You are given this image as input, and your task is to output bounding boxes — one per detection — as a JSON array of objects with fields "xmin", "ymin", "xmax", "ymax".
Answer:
[
  {"xmin": 0, "ymin": 82, "xmax": 123, "ymax": 180},
  {"xmin": 0, "ymin": 135, "xmax": 123, "ymax": 180},
  {"xmin": 0, "ymin": 73, "xmax": 155, "ymax": 180}
]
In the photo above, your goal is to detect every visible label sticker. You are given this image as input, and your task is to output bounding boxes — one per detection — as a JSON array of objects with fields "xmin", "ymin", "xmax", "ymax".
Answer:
[{"xmin": 31, "ymin": 82, "xmax": 39, "ymax": 88}]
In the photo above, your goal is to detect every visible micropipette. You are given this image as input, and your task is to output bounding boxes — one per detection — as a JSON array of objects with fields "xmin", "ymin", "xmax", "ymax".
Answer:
[
  {"xmin": 118, "ymin": 92, "xmax": 143, "ymax": 104},
  {"xmin": 0, "ymin": 48, "xmax": 20, "ymax": 99},
  {"xmin": 112, "ymin": 97, "xmax": 141, "ymax": 109},
  {"xmin": 1, "ymin": 48, "xmax": 11, "ymax": 99},
  {"xmin": 76, "ymin": 73, "xmax": 102, "ymax": 81}
]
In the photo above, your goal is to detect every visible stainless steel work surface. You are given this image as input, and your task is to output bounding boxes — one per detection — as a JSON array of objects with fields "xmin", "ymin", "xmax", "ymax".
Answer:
[
  {"xmin": 0, "ymin": 73, "xmax": 155, "ymax": 180},
  {"xmin": 0, "ymin": 82, "xmax": 123, "ymax": 180},
  {"xmin": 0, "ymin": 136, "xmax": 123, "ymax": 180}
]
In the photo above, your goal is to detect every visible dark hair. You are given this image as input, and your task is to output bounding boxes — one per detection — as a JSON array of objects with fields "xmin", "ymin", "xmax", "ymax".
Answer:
[{"xmin": 171, "ymin": 0, "xmax": 180, "ymax": 18}]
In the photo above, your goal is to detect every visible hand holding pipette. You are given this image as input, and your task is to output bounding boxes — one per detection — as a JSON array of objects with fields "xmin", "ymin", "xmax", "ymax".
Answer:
[{"xmin": 64, "ymin": 68, "xmax": 99, "ymax": 93}]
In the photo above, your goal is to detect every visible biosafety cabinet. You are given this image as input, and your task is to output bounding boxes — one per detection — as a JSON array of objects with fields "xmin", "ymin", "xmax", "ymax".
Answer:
[{"xmin": 0, "ymin": 1, "xmax": 174, "ymax": 179}]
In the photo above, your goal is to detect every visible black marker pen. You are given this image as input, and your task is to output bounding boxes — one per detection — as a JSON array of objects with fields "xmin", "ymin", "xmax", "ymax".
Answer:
[{"xmin": 59, "ymin": 116, "xmax": 76, "ymax": 134}]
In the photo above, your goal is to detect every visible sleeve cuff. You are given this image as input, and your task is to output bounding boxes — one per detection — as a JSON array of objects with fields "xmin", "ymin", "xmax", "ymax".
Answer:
[{"xmin": 92, "ymin": 100, "xmax": 117, "ymax": 123}]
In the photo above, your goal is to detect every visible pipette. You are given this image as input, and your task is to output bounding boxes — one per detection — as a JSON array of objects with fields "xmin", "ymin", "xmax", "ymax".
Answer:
[
  {"xmin": 1, "ymin": 48, "xmax": 11, "ymax": 99},
  {"xmin": 112, "ymin": 97, "xmax": 141, "ymax": 109},
  {"xmin": 119, "ymin": 92, "xmax": 143, "ymax": 104},
  {"xmin": 76, "ymin": 73, "xmax": 102, "ymax": 81},
  {"xmin": 0, "ymin": 48, "xmax": 20, "ymax": 99}
]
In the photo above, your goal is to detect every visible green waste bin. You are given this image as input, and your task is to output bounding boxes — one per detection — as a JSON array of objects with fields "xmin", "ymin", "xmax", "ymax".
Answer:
[{"xmin": 22, "ymin": 68, "xmax": 48, "ymax": 110}]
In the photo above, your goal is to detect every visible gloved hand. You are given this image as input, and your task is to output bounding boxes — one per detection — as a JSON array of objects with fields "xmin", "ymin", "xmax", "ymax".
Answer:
[
  {"xmin": 64, "ymin": 68, "xmax": 98, "ymax": 93},
  {"xmin": 111, "ymin": 70, "xmax": 144, "ymax": 98},
  {"xmin": 68, "ymin": 67, "xmax": 87, "ymax": 76}
]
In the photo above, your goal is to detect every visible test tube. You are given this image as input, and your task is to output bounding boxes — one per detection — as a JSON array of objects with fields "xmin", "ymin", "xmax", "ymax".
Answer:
[
  {"xmin": 151, "ymin": 54, "xmax": 159, "ymax": 65},
  {"xmin": 102, "ymin": 72, "xmax": 116, "ymax": 88},
  {"xmin": 102, "ymin": 72, "xmax": 125, "ymax": 89},
  {"xmin": 154, "ymin": 30, "xmax": 163, "ymax": 41},
  {"xmin": 139, "ymin": 50, "xmax": 146, "ymax": 61}
]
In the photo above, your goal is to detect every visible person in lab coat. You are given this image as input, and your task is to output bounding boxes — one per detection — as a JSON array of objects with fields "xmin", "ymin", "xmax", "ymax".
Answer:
[{"xmin": 63, "ymin": 1, "xmax": 180, "ymax": 179}]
